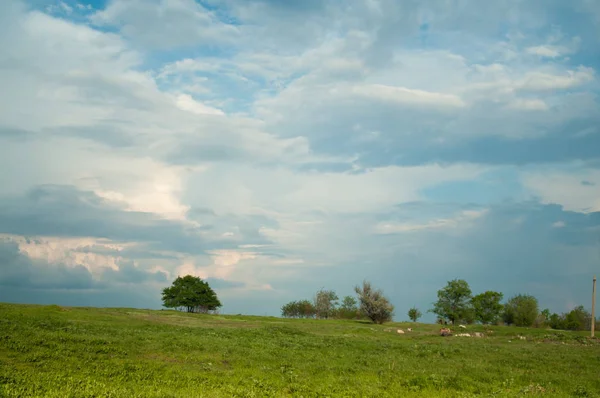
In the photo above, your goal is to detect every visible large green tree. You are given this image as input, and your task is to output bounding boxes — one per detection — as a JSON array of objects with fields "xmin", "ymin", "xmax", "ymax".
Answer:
[
  {"xmin": 430, "ymin": 279, "xmax": 473, "ymax": 325},
  {"xmin": 503, "ymin": 294, "xmax": 538, "ymax": 327},
  {"xmin": 471, "ymin": 291, "xmax": 504, "ymax": 324},
  {"xmin": 162, "ymin": 275, "xmax": 222, "ymax": 313}
]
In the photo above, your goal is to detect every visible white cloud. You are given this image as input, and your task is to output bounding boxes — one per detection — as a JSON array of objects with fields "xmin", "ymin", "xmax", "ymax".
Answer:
[
  {"xmin": 90, "ymin": 0, "xmax": 239, "ymax": 49},
  {"xmin": 175, "ymin": 94, "xmax": 225, "ymax": 116},
  {"xmin": 519, "ymin": 67, "xmax": 595, "ymax": 91},
  {"xmin": 506, "ymin": 98, "xmax": 548, "ymax": 111},
  {"xmin": 526, "ymin": 45, "xmax": 563, "ymax": 58},
  {"xmin": 353, "ymin": 84, "xmax": 466, "ymax": 108},
  {"xmin": 522, "ymin": 167, "xmax": 600, "ymax": 212},
  {"xmin": 373, "ymin": 209, "xmax": 488, "ymax": 234}
]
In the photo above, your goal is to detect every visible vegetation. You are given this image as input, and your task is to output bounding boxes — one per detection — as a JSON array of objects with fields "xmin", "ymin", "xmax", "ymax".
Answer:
[
  {"xmin": 430, "ymin": 279, "xmax": 474, "ymax": 325},
  {"xmin": 1, "ymin": 303, "xmax": 599, "ymax": 397},
  {"xmin": 281, "ymin": 300, "xmax": 316, "ymax": 318},
  {"xmin": 503, "ymin": 294, "xmax": 539, "ymax": 327},
  {"xmin": 471, "ymin": 291, "xmax": 504, "ymax": 325},
  {"xmin": 337, "ymin": 296, "xmax": 360, "ymax": 320},
  {"xmin": 279, "ymin": 278, "xmax": 595, "ymax": 335},
  {"xmin": 314, "ymin": 289, "xmax": 339, "ymax": 319},
  {"xmin": 161, "ymin": 275, "xmax": 221, "ymax": 314},
  {"xmin": 547, "ymin": 305, "xmax": 593, "ymax": 331},
  {"xmin": 354, "ymin": 280, "xmax": 394, "ymax": 324},
  {"xmin": 407, "ymin": 307, "xmax": 422, "ymax": 322}
]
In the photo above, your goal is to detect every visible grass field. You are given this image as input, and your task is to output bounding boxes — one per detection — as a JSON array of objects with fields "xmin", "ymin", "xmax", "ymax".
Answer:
[{"xmin": 1, "ymin": 303, "xmax": 599, "ymax": 397}]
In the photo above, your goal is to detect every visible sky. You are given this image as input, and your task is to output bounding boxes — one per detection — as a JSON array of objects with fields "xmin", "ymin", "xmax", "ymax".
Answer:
[{"xmin": 1, "ymin": 0, "xmax": 599, "ymax": 321}]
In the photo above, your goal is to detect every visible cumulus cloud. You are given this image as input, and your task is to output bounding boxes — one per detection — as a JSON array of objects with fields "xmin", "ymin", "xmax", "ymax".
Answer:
[
  {"xmin": 0, "ymin": 0, "xmax": 599, "ymax": 317},
  {"xmin": 90, "ymin": 0, "xmax": 239, "ymax": 49}
]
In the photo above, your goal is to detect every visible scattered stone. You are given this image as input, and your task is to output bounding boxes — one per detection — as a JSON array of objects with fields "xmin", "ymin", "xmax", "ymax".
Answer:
[
  {"xmin": 397, "ymin": 329, "xmax": 405, "ymax": 334},
  {"xmin": 407, "ymin": 328, "xmax": 412, "ymax": 332},
  {"xmin": 459, "ymin": 325, "xmax": 467, "ymax": 329},
  {"xmin": 455, "ymin": 333, "xmax": 471, "ymax": 337},
  {"xmin": 473, "ymin": 332, "xmax": 484, "ymax": 338},
  {"xmin": 518, "ymin": 335, "xmax": 526, "ymax": 340}
]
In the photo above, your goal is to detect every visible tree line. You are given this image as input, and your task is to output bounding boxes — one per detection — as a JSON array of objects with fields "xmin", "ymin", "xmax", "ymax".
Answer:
[
  {"xmin": 281, "ymin": 281, "xmax": 395, "ymax": 324},
  {"xmin": 159, "ymin": 275, "xmax": 596, "ymax": 331},
  {"xmin": 426, "ymin": 279, "xmax": 595, "ymax": 331},
  {"xmin": 281, "ymin": 278, "xmax": 596, "ymax": 331}
]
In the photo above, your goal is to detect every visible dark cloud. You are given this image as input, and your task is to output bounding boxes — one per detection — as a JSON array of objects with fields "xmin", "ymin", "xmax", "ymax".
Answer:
[
  {"xmin": 0, "ymin": 240, "xmax": 170, "ymax": 290},
  {"xmin": 0, "ymin": 185, "xmax": 274, "ymax": 255},
  {"xmin": 279, "ymin": 202, "xmax": 600, "ymax": 321},
  {"xmin": 101, "ymin": 260, "xmax": 168, "ymax": 284},
  {"xmin": 0, "ymin": 285, "xmax": 163, "ymax": 310},
  {"xmin": 265, "ymin": 94, "xmax": 600, "ymax": 169},
  {"xmin": 0, "ymin": 240, "xmax": 98, "ymax": 290},
  {"xmin": 205, "ymin": 277, "xmax": 245, "ymax": 289}
]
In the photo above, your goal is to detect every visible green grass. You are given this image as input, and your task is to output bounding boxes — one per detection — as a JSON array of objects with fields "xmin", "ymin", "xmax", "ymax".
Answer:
[{"xmin": 0, "ymin": 303, "xmax": 598, "ymax": 397}]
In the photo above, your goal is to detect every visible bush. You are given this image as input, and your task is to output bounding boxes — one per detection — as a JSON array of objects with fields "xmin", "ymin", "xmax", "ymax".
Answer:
[{"xmin": 281, "ymin": 300, "xmax": 316, "ymax": 318}]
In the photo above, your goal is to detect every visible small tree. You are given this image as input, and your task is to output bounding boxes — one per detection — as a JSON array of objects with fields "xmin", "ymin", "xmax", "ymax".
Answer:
[
  {"xmin": 162, "ymin": 275, "xmax": 222, "ymax": 313},
  {"xmin": 282, "ymin": 301, "xmax": 300, "ymax": 318},
  {"xmin": 503, "ymin": 294, "xmax": 539, "ymax": 327},
  {"xmin": 337, "ymin": 296, "xmax": 360, "ymax": 319},
  {"xmin": 281, "ymin": 299, "xmax": 316, "ymax": 318},
  {"xmin": 408, "ymin": 307, "xmax": 422, "ymax": 322},
  {"xmin": 314, "ymin": 289, "xmax": 339, "ymax": 319},
  {"xmin": 471, "ymin": 291, "xmax": 504, "ymax": 325},
  {"xmin": 354, "ymin": 280, "xmax": 394, "ymax": 324},
  {"xmin": 297, "ymin": 299, "xmax": 316, "ymax": 318},
  {"xmin": 564, "ymin": 305, "xmax": 591, "ymax": 331},
  {"xmin": 430, "ymin": 279, "xmax": 473, "ymax": 325}
]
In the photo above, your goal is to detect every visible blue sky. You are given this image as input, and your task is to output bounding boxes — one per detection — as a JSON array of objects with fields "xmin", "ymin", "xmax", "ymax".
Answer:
[{"xmin": 1, "ymin": 0, "xmax": 599, "ymax": 321}]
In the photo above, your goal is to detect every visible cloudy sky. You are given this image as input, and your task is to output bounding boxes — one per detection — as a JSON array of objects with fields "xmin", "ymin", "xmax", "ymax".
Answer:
[{"xmin": 1, "ymin": 0, "xmax": 599, "ymax": 320}]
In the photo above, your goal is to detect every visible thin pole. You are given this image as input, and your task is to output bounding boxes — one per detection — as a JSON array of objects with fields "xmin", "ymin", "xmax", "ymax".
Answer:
[{"xmin": 592, "ymin": 276, "xmax": 596, "ymax": 338}]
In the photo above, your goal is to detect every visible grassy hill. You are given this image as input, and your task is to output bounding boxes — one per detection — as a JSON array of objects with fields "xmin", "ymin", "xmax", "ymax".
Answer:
[{"xmin": 0, "ymin": 303, "xmax": 598, "ymax": 397}]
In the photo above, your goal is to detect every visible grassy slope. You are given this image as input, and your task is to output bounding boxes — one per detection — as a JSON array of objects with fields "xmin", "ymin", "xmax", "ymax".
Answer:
[{"xmin": 0, "ymin": 303, "xmax": 598, "ymax": 397}]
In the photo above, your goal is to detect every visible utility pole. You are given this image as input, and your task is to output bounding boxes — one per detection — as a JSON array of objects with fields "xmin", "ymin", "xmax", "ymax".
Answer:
[{"xmin": 592, "ymin": 276, "xmax": 596, "ymax": 338}]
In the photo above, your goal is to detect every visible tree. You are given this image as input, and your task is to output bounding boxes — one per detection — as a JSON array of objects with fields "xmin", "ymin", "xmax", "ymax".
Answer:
[
  {"xmin": 408, "ymin": 307, "xmax": 422, "ymax": 322},
  {"xmin": 314, "ymin": 289, "xmax": 339, "ymax": 319},
  {"xmin": 471, "ymin": 291, "xmax": 504, "ymax": 324},
  {"xmin": 430, "ymin": 279, "xmax": 473, "ymax": 325},
  {"xmin": 564, "ymin": 305, "xmax": 591, "ymax": 331},
  {"xmin": 162, "ymin": 275, "xmax": 221, "ymax": 313},
  {"xmin": 503, "ymin": 294, "xmax": 538, "ymax": 327},
  {"xmin": 354, "ymin": 280, "xmax": 394, "ymax": 324},
  {"xmin": 297, "ymin": 299, "xmax": 316, "ymax": 318},
  {"xmin": 337, "ymin": 296, "xmax": 360, "ymax": 319},
  {"xmin": 282, "ymin": 301, "xmax": 300, "ymax": 318},
  {"xmin": 281, "ymin": 300, "xmax": 316, "ymax": 318}
]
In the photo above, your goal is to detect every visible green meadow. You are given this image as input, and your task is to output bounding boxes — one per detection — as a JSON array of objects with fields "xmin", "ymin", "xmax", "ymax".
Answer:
[{"xmin": 0, "ymin": 303, "xmax": 598, "ymax": 397}]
